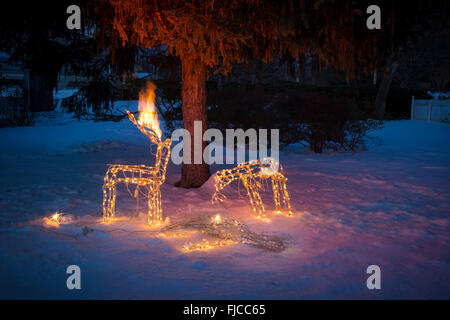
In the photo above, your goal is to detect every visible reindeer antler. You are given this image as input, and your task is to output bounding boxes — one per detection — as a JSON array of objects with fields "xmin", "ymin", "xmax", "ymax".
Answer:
[{"xmin": 126, "ymin": 110, "xmax": 161, "ymax": 144}]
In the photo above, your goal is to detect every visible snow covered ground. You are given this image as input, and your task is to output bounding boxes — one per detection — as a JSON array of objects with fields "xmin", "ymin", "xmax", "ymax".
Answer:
[{"xmin": 0, "ymin": 105, "xmax": 449, "ymax": 299}]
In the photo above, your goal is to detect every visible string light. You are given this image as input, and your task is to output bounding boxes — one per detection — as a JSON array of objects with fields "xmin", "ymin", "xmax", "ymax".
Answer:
[
  {"xmin": 45, "ymin": 211, "xmax": 73, "ymax": 226},
  {"xmin": 162, "ymin": 215, "xmax": 285, "ymax": 252},
  {"xmin": 213, "ymin": 214, "xmax": 222, "ymax": 224},
  {"xmin": 183, "ymin": 239, "xmax": 236, "ymax": 252},
  {"xmin": 45, "ymin": 211, "xmax": 63, "ymax": 226},
  {"xmin": 50, "ymin": 212, "xmax": 61, "ymax": 223},
  {"xmin": 211, "ymin": 158, "xmax": 293, "ymax": 218},
  {"xmin": 102, "ymin": 82, "xmax": 172, "ymax": 226},
  {"xmin": 158, "ymin": 231, "xmax": 193, "ymax": 239}
]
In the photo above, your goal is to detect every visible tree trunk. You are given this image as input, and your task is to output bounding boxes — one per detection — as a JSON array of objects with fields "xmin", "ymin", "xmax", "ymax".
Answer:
[
  {"xmin": 175, "ymin": 56, "xmax": 210, "ymax": 188},
  {"xmin": 217, "ymin": 74, "xmax": 223, "ymax": 90},
  {"xmin": 374, "ymin": 61, "xmax": 399, "ymax": 116},
  {"xmin": 28, "ymin": 70, "xmax": 55, "ymax": 112},
  {"xmin": 254, "ymin": 60, "xmax": 261, "ymax": 85}
]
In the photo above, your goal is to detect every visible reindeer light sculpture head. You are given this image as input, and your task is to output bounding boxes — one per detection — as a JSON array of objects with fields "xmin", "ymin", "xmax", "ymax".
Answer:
[
  {"xmin": 102, "ymin": 82, "xmax": 172, "ymax": 226},
  {"xmin": 211, "ymin": 157, "xmax": 293, "ymax": 219}
]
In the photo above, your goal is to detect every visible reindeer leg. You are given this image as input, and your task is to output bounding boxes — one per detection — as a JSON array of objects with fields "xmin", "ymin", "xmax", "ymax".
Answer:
[
  {"xmin": 280, "ymin": 177, "xmax": 293, "ymax": 216},
  {"xmin": 102, "ymin": 174, "xmax": 109, "ymax": 220},
  {"xmin": 271, "ymin": 178, "xmax": 282, "ymax": 213},
  {"xmin": 103, "ymin": 169, "xmax": 117, "ymax": 221},
  {"xmin": 110, "ymin": 183, "xmax": 117, "ymax": 219},
  {"xmin": 148, "ymin": 187, "xmax": 163, "ymax": 226},
  {"xmin": 243, "ymin": 178, "xmax": 266, "ymax": 218},
  {"xmin": 242, "ymin": 178, "xmax": 256, "ymax": 213},
  {"xmin": 254, "ymin": 188, "xmax": 265, "ymax": 217}
]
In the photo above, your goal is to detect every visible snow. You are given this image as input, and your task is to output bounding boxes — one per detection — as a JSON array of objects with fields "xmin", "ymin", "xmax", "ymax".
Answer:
[
  {"xmin": 53, "ymin": 88, "xmax": 80, "ymax": 100},
  {"xmin": 427, "ymin": 91, "xmax": 450, "ymax": 100},
  {"xmin": 0, "ymin": 109, "xmax": 449, "ymax": 299},
  {"xmin": 135, "ymin": 73, "xmax": 152, "ymax": 79}
]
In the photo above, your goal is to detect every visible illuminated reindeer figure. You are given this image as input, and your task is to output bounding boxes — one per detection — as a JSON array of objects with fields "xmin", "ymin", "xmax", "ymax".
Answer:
[
  {"xmin": 102, "ymin": 107, "xmax": 171, "ymax": 226},
  {"xmin": 211, "ymin": 158, "xmax": 293, "ymax": 218}
]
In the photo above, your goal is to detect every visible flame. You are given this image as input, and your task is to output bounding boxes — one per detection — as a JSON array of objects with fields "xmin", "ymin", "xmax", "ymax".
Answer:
[{"xmin": 138, "ymin": 81, "xmax": 162, "ymax": 138}]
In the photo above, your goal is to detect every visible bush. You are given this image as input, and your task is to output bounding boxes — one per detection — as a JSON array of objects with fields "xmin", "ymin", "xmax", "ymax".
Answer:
[
  {"xmin": 80, "ymin": 79, "xmax": 382, "ymax": 153},
  {"xmin": 207, "ymin": 84, "xmax": 275, "ymax": 130},
  {"xmin": 278, "ymin": 93, "xmax": 383, "ymax": 153},
  {"xmin": 207, "ymin": 84, "xmax": 383, "ymax": 153}
]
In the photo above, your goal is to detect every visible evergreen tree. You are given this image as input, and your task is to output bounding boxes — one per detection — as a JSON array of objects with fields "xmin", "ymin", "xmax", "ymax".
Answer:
[
  {"xmin": 0, "ymin": 2, "xmax": 88, "ymax": 112},
  {"xmin": 91, "ymin": 0, "xmax": 443, "ymax": 187}
]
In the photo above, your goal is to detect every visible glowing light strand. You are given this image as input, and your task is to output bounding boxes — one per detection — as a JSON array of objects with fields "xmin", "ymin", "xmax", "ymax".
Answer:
[
  {"xmin": 49, "ymin": 212, "xmax": 61, "ymax": 223},
  {"xmin": 162, "ymin": 214, "xmax": 286, "ymax": 252},
  {"xmin": 211, "ymin": 158, "xmax": 293, "ymax": 218},
  {"xmin": 183, "ymin": 239, "xmax": 236, "ymax": 252}
]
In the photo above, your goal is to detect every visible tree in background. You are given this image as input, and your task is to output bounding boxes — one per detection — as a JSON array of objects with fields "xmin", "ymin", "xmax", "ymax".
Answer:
[
  {"xmin": 0, "ymin": 1, "xmax": 143, "ymax": 124},
  {"xmin": 371, "ymin": 1, "xmax": 449, "ymax": 114},
  {"xmin": 0, "ymin": 2, "xmax": 86, "ymax": 113},
  {"xmin": 396, "ymin": 10, "xmax": 450, "ymax": 93}
]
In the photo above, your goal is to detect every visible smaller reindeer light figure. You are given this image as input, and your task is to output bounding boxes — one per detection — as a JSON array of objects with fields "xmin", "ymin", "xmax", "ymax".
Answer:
[
  {"xmin": 102, "ymin": 82, "xmax": 171, "ymax": 225},
  {"xmin": 211, "ymin": 158, "xmax": 293, "ymax": 218}
]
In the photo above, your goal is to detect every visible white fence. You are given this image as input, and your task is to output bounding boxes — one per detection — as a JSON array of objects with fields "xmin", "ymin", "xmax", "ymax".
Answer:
[{"xmin": 411, "ymin": 97, "xmax": 450, "ymax": 122}]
